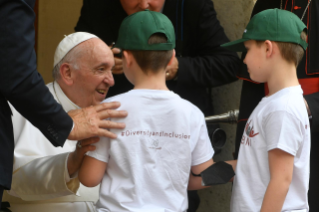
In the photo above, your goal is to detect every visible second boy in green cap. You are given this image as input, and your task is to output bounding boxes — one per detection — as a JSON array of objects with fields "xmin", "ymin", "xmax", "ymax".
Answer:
[
  {"xmin": 222, "ymin": 9, "xmax": 310, "ymax": 212},
  {"xmin": 78, "ymin": 10, "xmax": 215, "ymax": 212}
]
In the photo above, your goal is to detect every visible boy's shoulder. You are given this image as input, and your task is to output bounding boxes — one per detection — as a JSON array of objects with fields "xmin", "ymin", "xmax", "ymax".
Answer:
[
  {"xmin": 102, "ymin": 92, "xmax": 129, "ymax": 104},
  {"xmin": 261, "ymin": 86, "xmax": 307, "ymax": 122},
  {"xmin": 102, "ymin": 89, "xmax": 205, "ymax": 119},
  {"xmin": 169, "ymin": 93, "xmax": 205, "ymax": 117}
]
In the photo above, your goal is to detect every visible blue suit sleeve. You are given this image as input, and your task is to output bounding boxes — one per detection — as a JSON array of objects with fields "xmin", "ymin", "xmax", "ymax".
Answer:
[{"xmin": 0, "ymin": 0, "xmax": 73, "ymax": 147}]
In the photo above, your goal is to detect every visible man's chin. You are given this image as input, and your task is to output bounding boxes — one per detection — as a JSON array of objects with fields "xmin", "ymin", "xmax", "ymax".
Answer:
[{"xmin": 97, "ymin": 97, "xmax": 106, "ymax": 103}]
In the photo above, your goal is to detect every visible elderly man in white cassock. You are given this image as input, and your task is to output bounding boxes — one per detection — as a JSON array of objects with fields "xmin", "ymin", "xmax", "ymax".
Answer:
[{"xmin": 2, "ymin": 32, "xmax": 116, "ymax": 212}]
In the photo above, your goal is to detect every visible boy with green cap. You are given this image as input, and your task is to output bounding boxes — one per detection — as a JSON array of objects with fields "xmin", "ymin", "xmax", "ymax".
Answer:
[
  {"xmin": 222, "ymin": 9, "xmax": 310, "ymax": 212},
  {"xmin": 78, "ymin": 10, "xmax": 215, "ymax": 212}
]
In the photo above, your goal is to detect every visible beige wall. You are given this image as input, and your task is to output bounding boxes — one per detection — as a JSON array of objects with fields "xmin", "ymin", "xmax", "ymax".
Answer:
[
  {"xmin": 36, "ymin": 1, "xmax": 255, "ymax": 211},
  {"xmin": 37, "ymin": 0, "xmax": 82, "ymax": 83}
]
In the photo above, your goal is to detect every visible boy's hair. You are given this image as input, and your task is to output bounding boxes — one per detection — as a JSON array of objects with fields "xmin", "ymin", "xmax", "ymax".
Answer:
[
  {"xmin": 256, "ymin": 31, "xmax": 307, "ymax": 67},
  {"xmin": 129, "ymin": 33, "xmax": 173, "ymax": 74}
]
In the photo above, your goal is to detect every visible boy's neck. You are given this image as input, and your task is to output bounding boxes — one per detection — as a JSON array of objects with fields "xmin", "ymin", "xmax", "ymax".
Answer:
[
  {"xmin": 266, "ymin": 61, "xmax": 299, "ymax": 96},
  {"xmin": 133, "ymin": 68, "xmax": 169, "ymax": 91}
]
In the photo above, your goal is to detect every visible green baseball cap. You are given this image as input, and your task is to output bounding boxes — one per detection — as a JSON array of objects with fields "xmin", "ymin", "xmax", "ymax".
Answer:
[
  {"xmin": 115, "ymin": 10, "xmax": 175, "ymax": 51},
  {"xmin": 221, "ymin": 9, "xmax": 308, "ymax": 52}
]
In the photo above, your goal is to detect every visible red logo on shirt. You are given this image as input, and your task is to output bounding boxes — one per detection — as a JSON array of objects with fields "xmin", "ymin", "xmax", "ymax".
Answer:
[
  {"xmin": 245, "ymin": 120, "xmax": 259, "ymax": 137},
  {"xmin": 241, "ymin": 120, "xmax": 259, "ymax": 147}
]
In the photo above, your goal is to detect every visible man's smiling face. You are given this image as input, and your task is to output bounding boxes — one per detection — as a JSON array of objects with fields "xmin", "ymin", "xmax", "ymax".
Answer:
[{"xmin": 71, "ymin": 38, "xmax": 115, "ymax": 107}]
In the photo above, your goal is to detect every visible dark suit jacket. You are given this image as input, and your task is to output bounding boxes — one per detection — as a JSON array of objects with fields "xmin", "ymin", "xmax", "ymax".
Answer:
[
  {"xmin": 234, "ymin": 0, "xmax": 319, "ymax": 210},
  {"xmin": 75, "ymin": 0, "xmax": 240, "ymax": 116},
  {"xmin": 0, "ymin": 0, "xmax": 73, "ymax": 190}
]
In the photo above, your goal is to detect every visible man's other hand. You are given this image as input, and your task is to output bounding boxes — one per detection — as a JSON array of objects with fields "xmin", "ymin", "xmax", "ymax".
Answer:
[
  {"xmin": 67, "ymin": 137, "xmax": 99, "ymax": 176},
  {"xmin": 111, "ymin": 48, "xmax": 123, "ymax": 74},
  {"xmin": 165, "ymin": 56, "xmax": 179, "ymax": 80},
  {"xmin": 67, "ymin": 101, "xmax": 127, "ymax": 141}
]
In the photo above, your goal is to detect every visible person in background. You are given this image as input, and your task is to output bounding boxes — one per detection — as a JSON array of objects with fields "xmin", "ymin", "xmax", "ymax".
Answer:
[
  {"xmin": 2, "ymin": 32, "xmax": 120, "ymax": 212},
  {"xmin": 75, "ymin": 1, "xmax": 240, "ymax": 210},
  {"xmin": 0, "ymin": 1, "xmax": 126, "ymax": 206},
  {"xmin": 234, "ymin": 0, "xmax": 319, "ymax": 210}
]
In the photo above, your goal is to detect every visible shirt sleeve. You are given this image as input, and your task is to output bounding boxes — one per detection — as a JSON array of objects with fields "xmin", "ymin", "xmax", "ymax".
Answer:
[
  {"xmin": 191, "ymin": 116, "xmax": 215, "ymax": 166},
  {"xmin": 86, "ymin": 136, "xmax": 111, "ymax": 163},
  {"xmin": 264, "ymin": 111, "xmax": 305, "ymax": 156},
  {"xmin": 1, "ymin": 0, "xmax": 73, "ymax": 148},
  {"xmin": 10, "ymin": 152, "xmax": 80, "ymax": 201}
]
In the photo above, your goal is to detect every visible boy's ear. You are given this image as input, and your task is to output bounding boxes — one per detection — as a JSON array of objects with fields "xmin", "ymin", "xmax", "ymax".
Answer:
[
  {"xmin": 123, "ymin": 50, "xmax": 134, "ymax": 68},
  {"xmin": 59, "ymin": 63, "xmax": 74, "ymax": 86},
  {"xmin": 265, "ymin": 40, "xmax": 274, "ymax": 58},
  {"xmin": 167, "ymin": 49, "xmax": 176, "ymax": 67}
]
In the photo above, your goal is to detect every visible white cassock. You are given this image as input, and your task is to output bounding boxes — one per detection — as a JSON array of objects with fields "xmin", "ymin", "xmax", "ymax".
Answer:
[{"xmin": 2, "ymin": 82, "xmax": 99, "ymax": 212}]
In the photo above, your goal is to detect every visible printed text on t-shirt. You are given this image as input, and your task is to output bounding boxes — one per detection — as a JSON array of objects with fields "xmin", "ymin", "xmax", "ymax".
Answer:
[{"xmin": 121, "ymin": 130, "xmax": 191, "ymax": 139}]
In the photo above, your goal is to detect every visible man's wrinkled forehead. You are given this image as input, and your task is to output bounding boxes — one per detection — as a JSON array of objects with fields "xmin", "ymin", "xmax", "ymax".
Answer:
[{"xmin": 78, "ymin": 38, "xmax": 112, "ymax": 58}]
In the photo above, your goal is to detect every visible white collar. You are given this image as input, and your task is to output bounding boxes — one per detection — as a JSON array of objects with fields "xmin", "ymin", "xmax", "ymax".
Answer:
[{"xmin": 49, "ymin": 81, "xmax": 81, "ymax": 112}]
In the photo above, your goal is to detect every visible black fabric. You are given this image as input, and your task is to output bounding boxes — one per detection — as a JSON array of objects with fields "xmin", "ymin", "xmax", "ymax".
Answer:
[
  {"xmin": 0, "ymin": 200, "xmax": 11, "ymax": 212},
  {"xmin": 235, "ymin": 0, "xmax": 319, "ymax": 211},
  {"xmin": 201, "ymin": 161, "xmax": 235, "ymax": 186},
  {"xmin": 75, "ymin": 0, "xmax": 240, "ymax": 116},
  {"xmin": 187, "ymin": 190, "xmax": 200, "ymax": 212},
  {"xmin": 0, "ymin": 0, "xmax": 73, "ymax": 189},
  {"xmin": 0, "ymin": 187, "xmax": 10, "ymax": 212}
]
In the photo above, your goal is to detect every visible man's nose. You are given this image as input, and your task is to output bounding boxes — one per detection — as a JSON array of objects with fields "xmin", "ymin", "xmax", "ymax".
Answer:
[
  {"xmin": 138, "ymin": 0, "xmax": 149, "ymax": 10},
  {"xmin": 104, "ymin": 72, "xmax": 115, "ymax": 87}
]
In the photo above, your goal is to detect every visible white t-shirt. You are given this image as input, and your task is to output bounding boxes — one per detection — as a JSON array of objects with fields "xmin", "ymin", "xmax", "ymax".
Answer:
[
  {"xmin": 230, "ymin": 85, "xmax": 310, "ymax": 212},
  {"xmin": 87, "ymin": 89, "xmax": 214, "ymax": 212}
]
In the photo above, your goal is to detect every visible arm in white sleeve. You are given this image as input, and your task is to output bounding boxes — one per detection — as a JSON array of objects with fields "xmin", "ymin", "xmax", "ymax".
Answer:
[
  {"xmin": 9, "ymin": 104, "xmax": 80, "ymax": 201},
  {"xmin": 10, "ymin": 152, "xmax": 80, "ymax": 201}
]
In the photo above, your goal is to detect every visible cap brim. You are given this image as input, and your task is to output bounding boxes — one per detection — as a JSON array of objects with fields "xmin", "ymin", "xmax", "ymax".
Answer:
[{"xmin": 221, "ymin": 38, "xmax": 250, "ymax": 52}]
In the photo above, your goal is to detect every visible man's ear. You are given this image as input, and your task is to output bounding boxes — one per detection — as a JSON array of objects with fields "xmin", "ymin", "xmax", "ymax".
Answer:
[
  {"xmin": 167, "ymin": 49, "xmax": 176, "ymax": 67},
  {"xmin": 265, "ymin": 40, "xmax": 274, "ymax": 58},
  {"xmin": 59, "ymin": 63, "xmax": 74, "ymax": 85}
]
